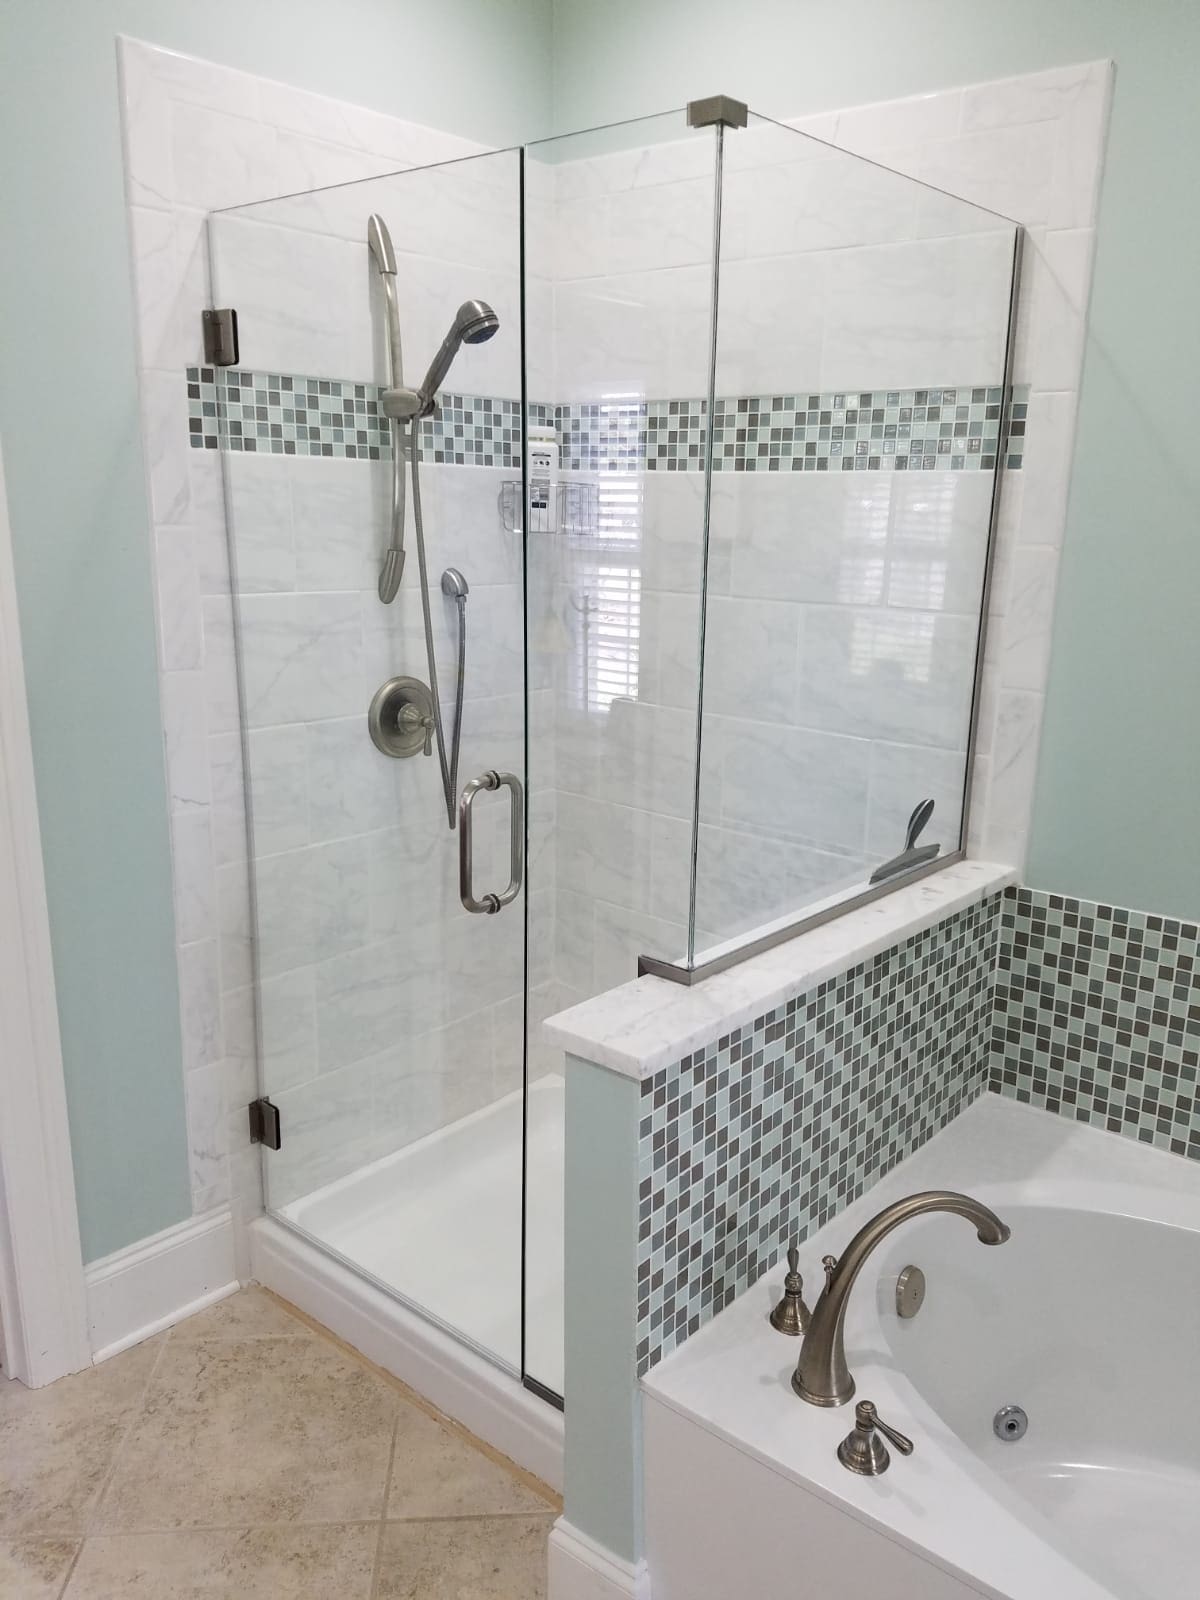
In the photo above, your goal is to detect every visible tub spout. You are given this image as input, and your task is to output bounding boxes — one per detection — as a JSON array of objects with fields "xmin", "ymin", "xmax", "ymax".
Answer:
[{"xmin": 792, "ymin": 1189, "xmax": 1010, "ymax": 1408}]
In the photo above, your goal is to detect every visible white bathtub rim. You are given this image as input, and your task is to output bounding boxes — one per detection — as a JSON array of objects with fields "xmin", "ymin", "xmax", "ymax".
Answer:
[{"xmin": 642, "ymin": 1095, "xmax": 1200, "ymax": 1600}]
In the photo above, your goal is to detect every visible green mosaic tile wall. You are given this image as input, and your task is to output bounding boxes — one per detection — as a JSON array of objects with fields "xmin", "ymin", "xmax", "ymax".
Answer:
[
  {"xmin": 992, "ymin": 886, "xmax": 1200, "ymax": 1159},
  {"xmin": 186, "ymin": 367, "xmax": 1029, "ymax": 474},
  {"xmin": 636, "ymin": 894, "xmax": 1002, "ymax": 1374}
]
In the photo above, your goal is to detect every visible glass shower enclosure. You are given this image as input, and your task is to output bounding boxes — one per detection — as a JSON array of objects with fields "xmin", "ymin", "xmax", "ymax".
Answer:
[{"xmin": 204, "ymin": 101, "xmax": 1019, "ymax": 1406}]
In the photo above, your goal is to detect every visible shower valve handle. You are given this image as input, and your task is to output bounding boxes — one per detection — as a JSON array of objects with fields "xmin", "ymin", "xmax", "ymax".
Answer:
[{"xmin": 398, "ymin": 702, "xmax": 434, "ymax": 757}]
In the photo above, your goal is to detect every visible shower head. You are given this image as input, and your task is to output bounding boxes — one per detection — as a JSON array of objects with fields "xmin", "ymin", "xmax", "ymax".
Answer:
[
  {"xmin": 440, "ymin": 567, "xmax": 469, "ymax": 602},
  {"xmin": 417, "ymin": 300, "xmax": 500, "ymax": 411},
  {"xmin": 456, "ymin": 299, "xmax": 501, "ymax": 345}
]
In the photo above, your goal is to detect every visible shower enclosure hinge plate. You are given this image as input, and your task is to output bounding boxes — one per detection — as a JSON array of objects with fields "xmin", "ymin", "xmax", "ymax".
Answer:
[
  {"xmin": 248, "ymin": 1096, "xmax": 281, "ymax": 1151},
  {"xmin": 202, "ymin": 307, "xmax": 240, "ymax": 367},
  {"xmin": 687, "ymin": 94, "xmax": 748, "ymax": 130}
]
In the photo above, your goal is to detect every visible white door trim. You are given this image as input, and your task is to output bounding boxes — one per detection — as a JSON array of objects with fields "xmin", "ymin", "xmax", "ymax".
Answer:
[{"xmin": 0, "ymin": 439, "xmax": 91, "ymax": 1386}]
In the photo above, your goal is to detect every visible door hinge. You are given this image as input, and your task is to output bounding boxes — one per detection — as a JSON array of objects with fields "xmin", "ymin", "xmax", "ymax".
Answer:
[
  {"xmin": 248, "ymin": 1096, "xmax": 281, "ymax": 1151},
  {"xmin": 202, "ymin": 307, "xmax": 240, "ymax": 366}
]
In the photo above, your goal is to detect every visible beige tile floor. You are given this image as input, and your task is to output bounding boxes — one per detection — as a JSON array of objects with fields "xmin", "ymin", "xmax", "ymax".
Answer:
[{"xmin": 0, "ymin": 1288, "xmax": 560, "ymax": 1597}]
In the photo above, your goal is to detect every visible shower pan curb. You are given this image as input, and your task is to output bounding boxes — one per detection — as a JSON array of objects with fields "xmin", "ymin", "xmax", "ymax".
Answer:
[{"xmin": 248, "ymin": 1215, "xmax": 564, "ymax": 1490}]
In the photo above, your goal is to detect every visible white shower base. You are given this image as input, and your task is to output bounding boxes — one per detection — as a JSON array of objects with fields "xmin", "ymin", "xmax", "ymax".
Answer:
[{"xmin": 278, "ymin": 1073, "xmax": 564, "ymax": 1396}]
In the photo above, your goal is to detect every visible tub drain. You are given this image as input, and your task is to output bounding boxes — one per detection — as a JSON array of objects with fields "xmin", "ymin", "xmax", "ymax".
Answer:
[{"xmin": 993, "ymin": 1404, "xmax": 1028, "ymax": 1441}]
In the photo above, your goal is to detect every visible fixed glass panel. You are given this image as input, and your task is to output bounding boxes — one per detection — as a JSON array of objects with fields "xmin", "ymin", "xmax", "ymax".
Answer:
[
  {"xmin": 691, "ymin": 114, "xmax": 1019, "ymax": 963},
  {"xmin": 208, "ymin": 150, "xmax": 528, "ymax": 1372},
  {"xmin": 521, "ymin": 112, "xmax": 719, "ymax": 1393}
]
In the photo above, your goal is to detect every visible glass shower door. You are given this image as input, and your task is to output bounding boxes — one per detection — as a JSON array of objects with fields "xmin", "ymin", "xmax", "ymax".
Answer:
[
  {"xmin": 519, "ymin": 113, "xmax": 723, "ymax": 1398},
  {"xmin": 207, "ymin": 151, "xmax": 530, "ymax": 1374}
]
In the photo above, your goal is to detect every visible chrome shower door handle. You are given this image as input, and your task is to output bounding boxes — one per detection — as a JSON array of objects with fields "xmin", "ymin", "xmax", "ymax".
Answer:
[{"xmin": 459, "ymin": 770, "xmax": 524, "ymax": 914}]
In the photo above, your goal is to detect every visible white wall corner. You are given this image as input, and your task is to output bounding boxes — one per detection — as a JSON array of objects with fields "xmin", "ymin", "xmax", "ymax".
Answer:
[
  {"xmin": 548, "ymin": 1520, "xmax": 651, "ymax": 1600},
  {"xmin": 85, "ymin": 1204, "xmax": 239, "ymax": 1363}
]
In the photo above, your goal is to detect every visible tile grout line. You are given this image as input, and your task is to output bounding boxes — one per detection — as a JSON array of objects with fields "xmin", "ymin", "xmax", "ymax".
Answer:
[
  {"xmin": 84, "ymin": 1336, "xmax": 172, "ymax": 1530},
  {"xmin": 369, "ymin": 1410, "xmax": 401, "ymax": 1600},
  {"xmin": 53, "ymin": 1540, "xmax": 85, "ymax": 1600},
  {"xmin": 62, "ymin": 1334, "xmax": 174, "ymax": 1588}
]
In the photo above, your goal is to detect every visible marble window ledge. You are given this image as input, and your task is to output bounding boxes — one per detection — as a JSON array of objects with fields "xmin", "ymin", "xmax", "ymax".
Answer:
[{"xmin": 543, "ymin": 857, "xmax": 1016, "ymax": 1081}]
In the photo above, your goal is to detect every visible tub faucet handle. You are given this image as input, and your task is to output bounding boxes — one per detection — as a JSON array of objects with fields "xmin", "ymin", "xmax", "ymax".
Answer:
[
  {"xmin": 837, "ymin": 1400, "xmax": 914, "ymax": 1476},
  {"xmin": 769, "ymin": 1243, "xmax": 811, "ymax": 1336}
]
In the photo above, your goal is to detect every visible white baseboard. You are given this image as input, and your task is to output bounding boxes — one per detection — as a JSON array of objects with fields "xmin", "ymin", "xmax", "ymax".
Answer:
[
  {"xmin": 548, "ymin": 1520, "xmax": 651, "ymax": 1600},
  {"xmin": 86, "ymin": 1205, "xmax": 238, "ymax": 1362},
  {"xmin": 249, "ymin": 1214, "xmax": 563, "ymax": 1490}
]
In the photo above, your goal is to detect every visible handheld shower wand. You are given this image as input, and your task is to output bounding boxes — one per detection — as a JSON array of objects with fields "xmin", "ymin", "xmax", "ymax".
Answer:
[{"xmin": 414, "ymin": 300, "xmax": 500, "ymax": 415}]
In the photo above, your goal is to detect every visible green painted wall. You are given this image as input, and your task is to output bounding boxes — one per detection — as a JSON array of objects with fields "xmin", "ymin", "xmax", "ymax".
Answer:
[
  {"xmin": 552, "ymin": 0, "xmax": 1200, "ymax": 923},
  {"xmin": 0, "ymin": 0, "xmax": 552, "ymax": 1262},
  {"xmin": 563, "ymin": 1057, "xmax": 643, "ymax": 1560}
]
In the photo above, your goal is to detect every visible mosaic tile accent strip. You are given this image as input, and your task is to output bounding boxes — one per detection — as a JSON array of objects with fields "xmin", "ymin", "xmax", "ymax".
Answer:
[
  {"xmin": 992, "ymin": 887, "xmax": 1200, "ymax": 1160},
  {"xmin": 669, "ymin": 386, "xmax": 1028, "ymax": 473},
  {"xmin": 554, "ymin": 400, "xmax": 650, "ymax": 472},
  {"xmin": 186, "ymin": 368, "xmax": 524, "ymax": 465},
  {"xmin": 562, "ymin": 386, "xmax": 1029, "ymax": 474},
  {"xmin": 635, "ymin": 894, "xmax": 1002, "ymax": 1375},
  {"xmin": 186, "ymin": 369, "xmax": 1029, "ymax": 474}
]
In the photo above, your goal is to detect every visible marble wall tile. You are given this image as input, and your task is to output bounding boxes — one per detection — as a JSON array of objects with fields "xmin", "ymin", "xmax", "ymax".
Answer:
[
  {"xmin": 1012, "ymin": 229, "xmax": 1095, "ymax": 395},
  {"xmin": 245, "ymin": 727, "xmax": 309, "ymax": 856},
  {"xmin": 723, "ymin": 150, "xmax": 918, "ymax": 260},
  {"xmin": 238, "ymin": 593, "xmax": 363, "ymax": 727},
  {"xmin": 256, "ymin": 968, "xmax": 318, "ymax": 1096},
  {"xmin": 290, "ymin": 460, "xmax": 386, "ymax": 592},
  {"xmin": 700, "ymin": 595, "xmax": 802, "ymax": 725},
  {"xmin": 171, "ymin": 101, "xmax": 278, "ymax": 213},
  {"xmin": 201, "ymin": 595, "xmax": 241, "ymax": 738},
  {"xmin": 555, "ymin": 792, "xmax": 655, "ymax": 915},
  {"xmin": 178, "ymin": 937, "xmax": 223, "ymax": 1073},
  {"xmin": 795, "ymin": 605, "xmax": 978, "ymax": 750},
  {"xmin": 998, "ymin": 543, "xmax": 1059, "ymax": 694},
  {"xmin": 185, "ymin": 1057, "xmax": 229, "ymax": 1205},
  {"xmin": 161, "ymin": 668, "xmax": 212, "ymax": 812},
  {"xmin": 726, "ymin": 472, "xmax": 893, "ymax": 605},
  {"xmin": 223, "ymin": 455, "xmax": 296, "ymax": 593},
  {"xmin": 315, "ymin": 937, "xmax": 408, "ymax": 1073},
  {"xmin": 141, "ymin": 367, "xmax": 193, "ymax": 527},
  {"xmin": 692, "ymin": 824, "xmax": 865, "ymax": 948},
  {"xmin": 207, "ymin": 215, "xmax": 374, "ymax": 379},
  {"xmin": 154, "ymin": 525, "xmax": 204, "ymax": 671},
  {"xmin": 820, "ymin": 232, "xmax": 1015, "ymax": 392},
  {"xmin": 983, "ymin": 688, "xmax": 1045, "ymax": 864},
  {"xmin": 715, "ymin": 718, "xmax": 872, "ymax": 856},
  {"xmin": 171, "ymin": 810, "xmax": 217, "ymax": 945},
  {"xmin": 306, "ymin": 718, "xmax": 398, "ymax": 843}
]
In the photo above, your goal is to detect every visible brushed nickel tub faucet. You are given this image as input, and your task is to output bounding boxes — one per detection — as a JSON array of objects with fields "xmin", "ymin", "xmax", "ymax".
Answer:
[{"xmin": 781, "ymin": 1190, "xmax": 1010, "ymax": 1408}]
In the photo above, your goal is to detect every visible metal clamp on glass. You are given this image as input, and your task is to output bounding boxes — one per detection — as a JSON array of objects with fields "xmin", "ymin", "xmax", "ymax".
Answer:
[{"xmin": 459, "ymin": 770, "xmax": 524, "ymax": 915}]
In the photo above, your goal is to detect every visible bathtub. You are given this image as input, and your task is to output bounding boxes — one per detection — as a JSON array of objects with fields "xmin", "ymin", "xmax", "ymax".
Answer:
[{"xmin": 642, "ymin": 1094, "xmax": 1200, "ymax": 1600}]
